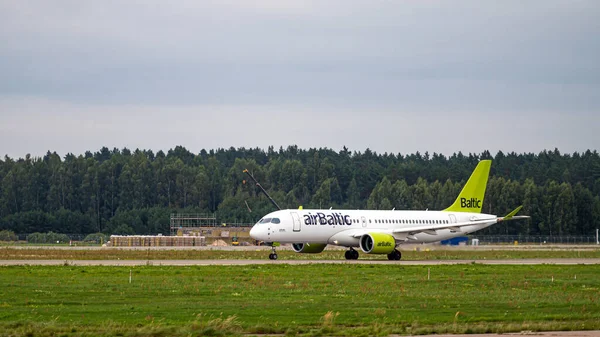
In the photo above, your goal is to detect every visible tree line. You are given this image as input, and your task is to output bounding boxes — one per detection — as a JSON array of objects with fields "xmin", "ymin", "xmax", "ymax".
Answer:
[{"xmin": 1, "ymin": 146, "xmax": 599, "ymax": 236}]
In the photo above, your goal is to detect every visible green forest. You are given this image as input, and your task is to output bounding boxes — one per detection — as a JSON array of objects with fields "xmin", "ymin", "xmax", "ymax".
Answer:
[{"xmin": 1, "ymin": 146, "xmax": 599, "ymax": 237}]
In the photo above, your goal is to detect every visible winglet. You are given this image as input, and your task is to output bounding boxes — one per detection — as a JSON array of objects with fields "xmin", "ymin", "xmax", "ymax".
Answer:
[
  {"xmin": 443, "ymin": 160, "xmax": 492, "ymax": 213},
  {"xmin": 298, "ymin": 205, "xmax": 303, "ymax": 210},
  {"xmin": 503, "ymin": 205, "xmax": 523, "ymax": 221},
  {"xmin": 498, "ymin": 206, "xmax": 530, "ymax": 222}
]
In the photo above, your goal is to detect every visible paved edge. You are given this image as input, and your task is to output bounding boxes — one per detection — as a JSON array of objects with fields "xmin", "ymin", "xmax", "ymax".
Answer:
[{"xmin": 400, "ymin": 332, "xmax": 600, "ymax": 337}]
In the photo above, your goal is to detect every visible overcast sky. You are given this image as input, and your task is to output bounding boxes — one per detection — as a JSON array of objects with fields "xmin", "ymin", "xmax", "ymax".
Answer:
[{"xmin": 1, "ymin": 1, "xmax": 599, "ymax": 159}]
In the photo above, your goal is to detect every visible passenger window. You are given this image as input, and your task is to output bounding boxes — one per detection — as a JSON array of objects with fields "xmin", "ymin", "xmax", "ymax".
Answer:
[{"xmin": 271, "ymin": 218, "xmax": 280, "ymax": 224}]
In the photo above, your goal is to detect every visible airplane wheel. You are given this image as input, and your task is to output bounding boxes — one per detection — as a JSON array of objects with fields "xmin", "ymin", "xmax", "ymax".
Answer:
[
  {"xmin": 272, "ymin": 253, "xmax": 278, "ymax": 260},
  {"xmin": 387, "ymin": 249, "xmax": 401, "ymax": 261},
  {"xmin": 344, "ymin": 250, "xmax": 352, "ymax": 260},
  {"xmin": 268, "ymin": 253, "xmax": 274, "ymax": 260},
  {"xmin": 351, "ymin": 250, "xmax": 359, "ymax": 260}
]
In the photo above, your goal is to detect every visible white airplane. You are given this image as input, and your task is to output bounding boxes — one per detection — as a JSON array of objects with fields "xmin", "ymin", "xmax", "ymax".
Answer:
[{"xmin": 249, "ymin": 160, "xmax": 529, "ymax": 260}]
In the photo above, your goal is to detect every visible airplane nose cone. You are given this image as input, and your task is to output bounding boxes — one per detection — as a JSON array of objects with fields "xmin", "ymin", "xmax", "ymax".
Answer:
[
  {"xmin": 250, "ymin": 224, "xmax": 270, "ymax": 241},
  {"xmin": 249, "ymin": 225, "xmax": 261, "ymax": 240}
]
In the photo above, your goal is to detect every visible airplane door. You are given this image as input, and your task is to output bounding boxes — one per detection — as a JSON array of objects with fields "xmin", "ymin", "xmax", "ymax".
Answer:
[
  {"xmin": 361, "ymin": 216, "xmax": 367, "ymax": 228},
  {"xmin": 291, "ymin": 212, "xmax": 301, "ymax": 232},
  {"xmin": 448, "ymin": 214, "xmax": 457, "ymax": 224}
]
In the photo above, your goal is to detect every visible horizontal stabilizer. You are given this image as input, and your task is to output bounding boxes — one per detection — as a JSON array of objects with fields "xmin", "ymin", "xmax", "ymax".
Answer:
[
  {"xmin": 504, "ymin": 206, "xmax": 522, "ymax": 220},
  {"xmin": 498, "ymin": 206, "xmax": 530, "ymax": 222}
]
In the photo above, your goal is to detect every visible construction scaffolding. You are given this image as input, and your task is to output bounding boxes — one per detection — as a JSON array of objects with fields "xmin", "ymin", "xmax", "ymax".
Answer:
[
  {"xmin": 170, "ymin": 213, "xmax": 217, "ymax": 236},
  {"xmin": 110, "ymin": 235, "xmax": 206, "ymax": 247}
]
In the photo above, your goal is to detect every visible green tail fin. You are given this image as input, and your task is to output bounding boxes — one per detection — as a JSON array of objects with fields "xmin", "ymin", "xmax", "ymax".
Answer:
[{"xmin": 443, "ymin": 160, "xmax": 491, "ymax": 213}]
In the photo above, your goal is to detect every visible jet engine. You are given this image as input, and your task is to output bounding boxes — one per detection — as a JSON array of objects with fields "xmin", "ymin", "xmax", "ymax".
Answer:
[
  {"xmin": 291, "ymin": 243, "xmax": 327, "ymax": 253},
  {"xmin": 359, "ymin": 233, "xmax": 396, "ymax": 254}
]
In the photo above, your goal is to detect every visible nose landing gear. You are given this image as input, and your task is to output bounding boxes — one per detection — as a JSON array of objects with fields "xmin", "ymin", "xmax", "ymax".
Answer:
[{"xmin": 268, "ymin": 246, "xmax": 278, "ymax": 260}]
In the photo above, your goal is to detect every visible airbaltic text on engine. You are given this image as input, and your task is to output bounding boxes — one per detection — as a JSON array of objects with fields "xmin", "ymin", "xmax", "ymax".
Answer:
[
  {"xmin": 303, "ymin": 212, "xmax": 352, "ymax": 226},
  {"xmin": 460, "ymin": 197, "xmax": 481, "ymax": 208}
]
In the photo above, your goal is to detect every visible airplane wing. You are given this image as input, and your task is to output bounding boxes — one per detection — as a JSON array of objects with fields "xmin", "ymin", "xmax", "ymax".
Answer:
[
  {"xmin": 390, "ymin": 218, "xmax": 497, "ymax": 236},
  {"xmin": 346, "ymin": 218, "xmax": 495, "ymax": 238},
  {"xmin": 347, "ymin": 206, "xmax": 529, "ymax": 240}
]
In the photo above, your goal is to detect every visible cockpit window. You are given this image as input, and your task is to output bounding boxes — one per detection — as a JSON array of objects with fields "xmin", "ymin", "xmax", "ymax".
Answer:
[
  {"xmin": 271, "ymin": 218, "xmax": 281, "ymax": 224},
  {"xmin": 259, "ymin": 218, "xmax": 272, "ymax": 224}
]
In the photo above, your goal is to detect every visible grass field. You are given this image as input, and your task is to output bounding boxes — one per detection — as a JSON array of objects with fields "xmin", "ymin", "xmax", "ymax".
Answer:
[
  {"xmin": 2, "ymin": 246, "xmax": 600, "ymax": 261},
  {"xmin": 1, "ymin": 264, "xmax": 599, "ymax": 336}
]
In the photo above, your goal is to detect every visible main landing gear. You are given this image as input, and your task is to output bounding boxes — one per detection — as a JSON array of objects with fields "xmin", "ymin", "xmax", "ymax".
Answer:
[
  {"xmin": 344, "ymin": 248, "xmax": 359, "ymax": 260},
  {"xmin": 268, "ymin": 246, "xmax": 278, "ymax": 260},
  {"xmin": 387, "ymin": 249, "xmax": 401, "ymax": 261}
]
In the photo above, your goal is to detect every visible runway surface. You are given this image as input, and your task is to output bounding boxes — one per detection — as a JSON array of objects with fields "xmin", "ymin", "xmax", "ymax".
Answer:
[
  {"xmin": 2, "ymin": 258, "xmax": 600, "ymax": 266},
  {"xmin": 6, "ymin": 244, "xmax": 600, "ymax": 251}
]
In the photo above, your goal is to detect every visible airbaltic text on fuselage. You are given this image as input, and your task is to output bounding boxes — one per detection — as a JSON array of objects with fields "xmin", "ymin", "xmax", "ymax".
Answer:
[
  {"xmin": 303, "ymin": 212, "xmax": 352, "ymax": 226},
  {"xmin": 461, "ymin": 197, "xmax": 482, "ymax": 208}
]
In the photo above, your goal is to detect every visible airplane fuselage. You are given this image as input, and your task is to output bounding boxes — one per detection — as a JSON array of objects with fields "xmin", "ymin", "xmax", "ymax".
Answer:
[{"xmin": 249, "ymin": 209, "xmax": 497, "ymax": 246}]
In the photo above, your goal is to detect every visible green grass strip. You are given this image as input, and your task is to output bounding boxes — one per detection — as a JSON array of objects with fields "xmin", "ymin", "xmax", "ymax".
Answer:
[{"xmin": 1, "ymin": 264, "xmax": 599, "ymax": 336}]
